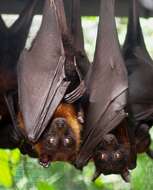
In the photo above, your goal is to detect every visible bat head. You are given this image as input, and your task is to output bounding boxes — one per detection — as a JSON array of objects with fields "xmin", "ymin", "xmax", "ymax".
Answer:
[
  {"xmin": 34, "ymin": 103, "xmax": 82, "ymax": 167},
  {"xmin": 93, "ymin": 134, "xmax": 130, "ymax": 182}
]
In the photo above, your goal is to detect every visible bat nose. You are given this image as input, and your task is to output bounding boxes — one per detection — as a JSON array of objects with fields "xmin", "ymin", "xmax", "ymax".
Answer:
[{"xmin": 53, "ymin": 118, "xmax": 67, "ymax": 130}]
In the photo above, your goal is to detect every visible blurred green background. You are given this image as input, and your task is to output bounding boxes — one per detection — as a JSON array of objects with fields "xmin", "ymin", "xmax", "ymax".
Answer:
[{"xmin": 0, "ymin": 16, "xmax": 153, "ymax": 190}]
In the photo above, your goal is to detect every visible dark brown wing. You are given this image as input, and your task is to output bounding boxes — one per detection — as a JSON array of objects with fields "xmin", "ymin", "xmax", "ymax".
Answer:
[
  {"xmin": 70, "ymin": 0, "xmax": 90, "ymax": 75},
  {"xmin": 76, "ymin": 0, "xmax": 128, "ymax": 167},
  {"xmin": 18, "ymin": 0, "xmax": 70, "ymax": 142},
  {"xmin": 0, "ymin": 15, "xmax": 8, "ymax": 60},
  {"xmin": 123, "ymin": 0, "xmax": 153, "ymax": 123},
  {"xmin": 0, "ymin": 15, "xmax": 8, "ymax": 35},
  {"xmin": 0, "ymin": 0, "xmax": 37, "ymax": 123},
  {"xmin": 63, "ymin": 0, "xmax": 90, "ymax": 103},
  {"xmin": 67, "ymin": 0, "xmax": 84, "ymax": 53},
  {"xmin": 9, "ymin": 0, "xmax": 38, "ymax": 54},
  {"xmin": 123, "ymin": 0, "xmax": 152, "ymax": 63}
]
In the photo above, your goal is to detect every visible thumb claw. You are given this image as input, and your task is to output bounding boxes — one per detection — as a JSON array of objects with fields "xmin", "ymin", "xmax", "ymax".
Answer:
[
  {"xmin": 121, "ymin": 169, "xmax": 131, "ymax": 183},
  {"xmin": 92, "ymin": 170, "xmax": 101, "ymax": 182}
]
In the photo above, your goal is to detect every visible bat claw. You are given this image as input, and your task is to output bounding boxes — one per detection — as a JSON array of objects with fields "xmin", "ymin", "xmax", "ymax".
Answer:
[
  {"xmin": 74, "ymin": 162, "xmax": 83, "ymax": 170},
  {"xmin": 74, "ymin": 164, "xmax": 83, "ymax": 171},
  {"xmin": 64, "ymin": 81, "xmax": 86, "ymax": 103},
  {"xmin": 77, "ymin": 110, "xmax": 84, "ymax": 124},
  {"xmin": 74, "ymin": 158, "xmax": 87, "ymax": 170},
  {"xmin": 92, "ymin": 170, "xmax": 101, "ymax": 182},
  {"xmin": 121, "ymin": 169, "xmax": 130, "ymax": 183},
  {"xmin": 78, "ymin": 116, "xmax": 84, "ymax": 124}
]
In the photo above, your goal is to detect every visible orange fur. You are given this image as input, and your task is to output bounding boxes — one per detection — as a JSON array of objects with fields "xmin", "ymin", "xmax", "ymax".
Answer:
[
  {"xmin": 34, "ymin": 143, "xmax": 42, "ymax": 155},
  {"xmin": 18, "ymin": 112, "xmax": 26, "ymax": 132}
]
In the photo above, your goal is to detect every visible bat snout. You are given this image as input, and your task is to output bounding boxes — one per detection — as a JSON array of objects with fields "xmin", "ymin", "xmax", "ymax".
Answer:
[{"xmin": 52, "ymin": 117, "xmax": 68, "ymax": 131}]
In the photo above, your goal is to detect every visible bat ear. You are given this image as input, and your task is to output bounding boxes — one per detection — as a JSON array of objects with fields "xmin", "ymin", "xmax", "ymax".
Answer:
[
  {"xmin": 92, "ymin": 169, "xmax": 101, "ymax": 182},
  {"xmin": 121, "ymin": 169, "xmax": 131, "ymax": 183}
]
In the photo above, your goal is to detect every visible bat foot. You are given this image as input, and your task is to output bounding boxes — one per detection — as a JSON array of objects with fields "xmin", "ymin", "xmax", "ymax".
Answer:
[{"xmin": 146, "ymin": 149, "xmax": 153, "ymax": 159}]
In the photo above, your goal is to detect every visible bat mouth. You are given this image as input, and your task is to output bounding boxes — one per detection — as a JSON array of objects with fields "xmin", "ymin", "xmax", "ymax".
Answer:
[
  {"xmin": 39, "ymin": 154, "xmax": 51, "ymax": 168},
  {"xmin": 39, "ymin": 150, "xmax": 77, "ymax": 164},
  {"xmin": 39, "ymin": 161, "xmax": 50, "ymax": 168}
]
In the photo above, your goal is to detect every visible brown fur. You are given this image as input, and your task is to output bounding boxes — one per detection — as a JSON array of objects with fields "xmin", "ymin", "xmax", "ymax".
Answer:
[{"xmin": 18, "ymin": 112, "xmax": 26, "ymax": 132}]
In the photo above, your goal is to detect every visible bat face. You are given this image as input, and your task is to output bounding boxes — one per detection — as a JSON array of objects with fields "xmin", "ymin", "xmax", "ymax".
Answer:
[
  {"xmin": 38, "ymin": 118, "xmax": 77, "ymax": 163},
  {"xmin": 33, "ymin": 103, "xmax": 82, "ymax": 167},
  {"xmin": 93, "ymin": 134, "xmax": 130, "ymax": 176},
  {"xmin": 94, "ymin": 145, "xmax": 129, "ymax": 175}
]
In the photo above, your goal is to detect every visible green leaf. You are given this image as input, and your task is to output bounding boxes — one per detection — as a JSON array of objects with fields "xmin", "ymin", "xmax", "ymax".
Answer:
[
  {"xmin": 37, "ymin": 181, "xmax": 57, "ymax": 190},
  {"xmin": 0, "ymin": 160, "xmax": 13, "ymax": 188},
  {"xmin": 10, "ymin": 149, "xmax": 21, "ymax": 165},
  {"xmin": 131, "ymin": 154, "xmax": 153, "ymax": 190}
]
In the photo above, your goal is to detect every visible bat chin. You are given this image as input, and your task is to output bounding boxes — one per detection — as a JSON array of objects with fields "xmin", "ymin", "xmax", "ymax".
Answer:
[{"xmin": 38, "ymin": 151, "xmax": 77, "ymax": 167}]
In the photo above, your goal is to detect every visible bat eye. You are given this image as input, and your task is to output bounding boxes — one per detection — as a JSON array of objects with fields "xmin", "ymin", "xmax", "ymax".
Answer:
[
  {"xmin": 113, "ymin": 152, "xmax": 121, "ymax": 160},
  {"xmin": 49, "ymin": 137, "xmax": 57, "ymax": 145},
  {"xmin": 101, "ymin": 153, "xmax": 108, "ymax": 160},
  {"xmin": 64, "ymin": 137, "xmax": 72, "ymax": 147}
]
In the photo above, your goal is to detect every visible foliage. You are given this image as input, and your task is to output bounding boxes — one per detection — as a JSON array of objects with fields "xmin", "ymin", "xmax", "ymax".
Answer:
[{"xmin": 0, "ymin": 16, "xmax": 153, "ymax": 190}]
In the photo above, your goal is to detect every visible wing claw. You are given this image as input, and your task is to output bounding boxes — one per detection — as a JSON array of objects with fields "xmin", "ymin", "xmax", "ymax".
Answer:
[{"xmin": 64, "ymin": 81, "xmax": 86, "ymax": 103}]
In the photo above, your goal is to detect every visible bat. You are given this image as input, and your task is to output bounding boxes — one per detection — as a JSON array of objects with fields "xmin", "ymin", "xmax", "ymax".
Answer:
[
  {"xmin": 0, "ymin": 0, "xmax": 38, "ymax": 149},
  {"xmin": 123, "ymin": 0, "xmax": 153, "ymax": 159},
  {"xmin": 75, "ymin": 0, "xmax": 135, "ymax": 182},
  {"xmin": 92, "ymin": 117, "xmax": 137, "ymax": 182},
  {"xmin": 17, "ymin": 0, "xmax": 89, "ymax": 166}
]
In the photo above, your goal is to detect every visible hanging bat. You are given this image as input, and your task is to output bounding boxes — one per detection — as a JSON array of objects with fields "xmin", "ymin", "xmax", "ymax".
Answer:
[
  {"xmin": 92, "ymin": 120, "xmax": 132, "ymax": 182},
  {"xmin": 123, "ymin": 0, "xmax": 153, "ymax": 159},
  {"xmin": 17, "ymin": 0, "xmax": 89, "ymax": 167},
  {"xmin": 75, "ymin": 0, "xmax": 135, "ymax": 182},
  {"xmin": 0, "ymin": 0, "xmax": 38, "ymax": 149}
]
